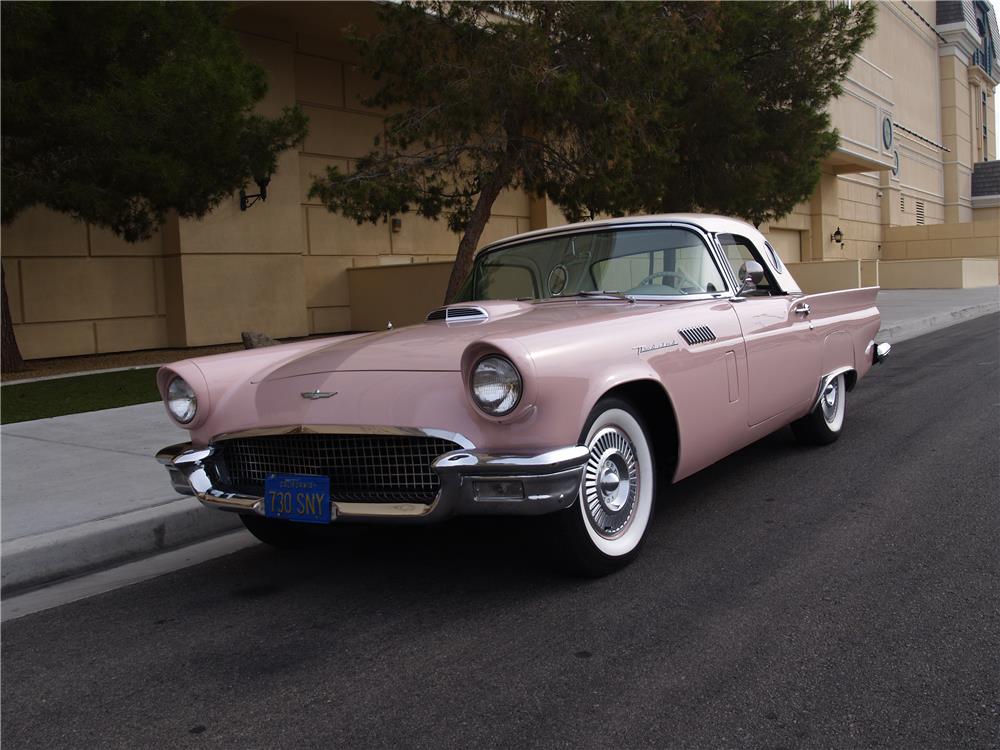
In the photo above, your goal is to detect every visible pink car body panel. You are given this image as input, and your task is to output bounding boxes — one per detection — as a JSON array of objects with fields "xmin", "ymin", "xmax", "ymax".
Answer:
[{"xmin": 157, "ymin": 214, "xmax": 882, "ymax": 512}]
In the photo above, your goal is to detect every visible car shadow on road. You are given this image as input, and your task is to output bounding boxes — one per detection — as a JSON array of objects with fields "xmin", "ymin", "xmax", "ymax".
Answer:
[{"xmin": 215, "ymin": 425, "xmax": 803, "ymax": 605}]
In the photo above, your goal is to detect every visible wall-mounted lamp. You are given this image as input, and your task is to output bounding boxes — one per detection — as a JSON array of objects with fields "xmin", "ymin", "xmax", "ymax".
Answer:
[
  {"xmin": 391, "ymin": 217, "xmax": 402, "ymax": 233},
  {"xmin": 239, "ymin": 175, "xmax": 270, "ymax": 211},
  {"xmin": 831, "ymin": 227, "xmax": 844, "ymax": 244}
]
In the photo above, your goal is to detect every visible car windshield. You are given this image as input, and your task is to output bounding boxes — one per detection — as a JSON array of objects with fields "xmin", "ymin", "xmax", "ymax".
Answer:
[{"xmin": 453, "ymin": 226, "xmax": 729, "ymax": 302}]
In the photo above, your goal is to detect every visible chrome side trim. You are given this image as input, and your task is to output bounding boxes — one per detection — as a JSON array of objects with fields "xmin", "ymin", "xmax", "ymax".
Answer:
[
  {"xmin": 211, "ymin": 424, "xmax": 475, "ymax": 450},
  {"xmin": 810, "ymin": 367, "xmax": 856, "ymax": 411}
]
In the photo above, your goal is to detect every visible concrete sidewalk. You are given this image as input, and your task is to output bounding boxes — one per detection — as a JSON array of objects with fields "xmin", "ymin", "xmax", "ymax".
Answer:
[
  {"xmin": 875, "ymin": 288, "xmax": 998, "ymax": 344},
  {"xmin": 1, "ymin": 287, "xmax": 997, "ymax": 595},
  {"xmin": 1, "ymin": 403, "xmax": 240, "ymax": 594}
]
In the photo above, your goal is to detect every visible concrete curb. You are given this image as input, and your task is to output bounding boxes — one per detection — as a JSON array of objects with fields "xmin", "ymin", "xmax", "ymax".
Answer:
[
  {"xmin": 3, "ymin": 364, "xmax": 164, "ymax": 386},
  {"xmin": 876, "ymin": 298, "xmax": 999, "ymax": 345},
  {"xmin": 1, "ymin": 498, "xmax": 242, "ymax": 597}
]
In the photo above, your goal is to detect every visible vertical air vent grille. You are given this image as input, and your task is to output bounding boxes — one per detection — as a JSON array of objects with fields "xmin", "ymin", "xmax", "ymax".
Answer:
[
  {"xmin": 678, "ymin": 326, "xmax": 717, "ymax": 345},
  {"xmin": 425, "ymin": 306, "xmax": 489, "ymax": 323},
  {"xmin": 900, "ymin": 195, "xmax": 905, "ymax": 213},
  {"xmin": 915, "ymin": 200, "xmax": 925, "ymax": 225}
]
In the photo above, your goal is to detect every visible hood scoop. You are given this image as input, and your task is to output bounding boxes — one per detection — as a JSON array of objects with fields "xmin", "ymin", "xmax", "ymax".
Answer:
[{"xmin": 426, "ymin": 305, "xmax": 489, "ymax": 324}]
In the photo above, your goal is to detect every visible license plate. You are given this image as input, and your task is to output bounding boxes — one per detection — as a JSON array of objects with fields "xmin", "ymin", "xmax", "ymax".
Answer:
[{"xmin": 263, "ymin": 474, "xmax": 332, "ymax": 524}]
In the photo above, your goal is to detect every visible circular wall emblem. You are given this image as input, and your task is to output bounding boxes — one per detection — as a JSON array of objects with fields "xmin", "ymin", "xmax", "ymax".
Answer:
[
  {"xmin": 882, "ymin": 116, "xmax": 894, "ymax": 150},
  {"xmin": 891, "ymin": 149, "xmax": 900, "ymax": 177}
]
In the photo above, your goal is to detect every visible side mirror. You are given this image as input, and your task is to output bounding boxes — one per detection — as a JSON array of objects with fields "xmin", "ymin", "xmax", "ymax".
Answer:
[{"xmin": 735, "ymin": 260, "xmax": 765, "ymax": 297}]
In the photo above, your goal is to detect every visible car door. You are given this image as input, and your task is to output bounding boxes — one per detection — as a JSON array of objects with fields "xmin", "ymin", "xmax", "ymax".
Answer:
[{"xmin": 717, "ymin": 233, "xmax": 820, "ymax": 427}]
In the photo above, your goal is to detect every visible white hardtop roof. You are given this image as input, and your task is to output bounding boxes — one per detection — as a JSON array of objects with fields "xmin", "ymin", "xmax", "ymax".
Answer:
[{"xmin": 480, "ymin": 213, "xmax": 763, "ymax": 252}]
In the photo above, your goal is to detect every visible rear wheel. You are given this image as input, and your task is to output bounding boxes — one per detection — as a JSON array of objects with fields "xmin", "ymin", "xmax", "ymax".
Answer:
[
  {"xmin": 791, "ymin": 372, "xmax": 846, "ymax": 446},
  {"xmin": 240, "ymin": 514, "xmax": 312, "ymax": 549},
  {"xmin": 552, "ymin": 397, "xmax": 656, "ymax": 576}
]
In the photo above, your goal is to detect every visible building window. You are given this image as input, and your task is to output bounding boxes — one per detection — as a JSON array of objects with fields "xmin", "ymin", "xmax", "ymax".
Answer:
[
  {"xmin": 984, "ymin": 91, "xmax": 989, "ymax": 161},
  {"xmin": 973, "ymin": 1, "xmax": 995, "ymax": 77}
]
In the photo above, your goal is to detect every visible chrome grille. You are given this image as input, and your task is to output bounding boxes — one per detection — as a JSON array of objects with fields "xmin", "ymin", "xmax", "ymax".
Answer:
[{"xmin": 215, "ymin": 434, "xmax": 462, "ymax": 503}]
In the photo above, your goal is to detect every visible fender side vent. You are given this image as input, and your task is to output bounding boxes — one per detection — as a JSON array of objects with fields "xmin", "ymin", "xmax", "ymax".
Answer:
[
  {"xmin": 679, "ymin": 326, "xmax": 716, "ymax": 345},
  {"xmin": 425, "ymin": 306, "xmax": 489, "ymax": 323}
]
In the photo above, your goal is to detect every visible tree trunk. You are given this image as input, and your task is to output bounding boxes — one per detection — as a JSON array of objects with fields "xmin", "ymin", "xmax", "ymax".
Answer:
[
  {"xmin": 444, "ymin": 168, "xmax": 510, "ymax": 304},
  {"xmin": 1, "ymin": 266, "xmax": 24, "ymax": 373}
]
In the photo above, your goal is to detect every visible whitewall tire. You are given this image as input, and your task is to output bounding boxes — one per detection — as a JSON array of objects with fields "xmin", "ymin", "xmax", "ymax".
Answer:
[
  {"xmin": 553, "ymin": 397, "xmax": 656, "ymax": 576},
  {"xmin": 791, "ymin": 373, "xmax": 847, "ymax": 446}
]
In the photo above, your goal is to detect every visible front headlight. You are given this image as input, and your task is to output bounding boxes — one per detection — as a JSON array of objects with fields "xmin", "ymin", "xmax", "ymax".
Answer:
[
  {"xmin": 471, "ymin": 356, "xmax": 522, "ymax": 416},
  {"xmin": 166, "ymin": 377, "xmax": 197, "ymax": 424}
]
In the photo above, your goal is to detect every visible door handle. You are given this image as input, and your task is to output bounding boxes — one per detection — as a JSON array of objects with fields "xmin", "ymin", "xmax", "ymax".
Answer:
[{"xmin": 793, "ymin": 303, "xmax": 811, "ymax": 316}]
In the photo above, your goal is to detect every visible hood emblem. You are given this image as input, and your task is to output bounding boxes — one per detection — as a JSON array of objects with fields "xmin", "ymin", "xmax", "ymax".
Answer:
[{"xmin": 301, "ymin": 390, "xmax": 338, "ymax": 400}]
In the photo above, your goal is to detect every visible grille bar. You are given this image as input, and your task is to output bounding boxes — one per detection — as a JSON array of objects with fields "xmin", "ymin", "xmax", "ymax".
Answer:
[{"xmin": 215, "ymin": 434, "xmax": 462, "ymax": 503}]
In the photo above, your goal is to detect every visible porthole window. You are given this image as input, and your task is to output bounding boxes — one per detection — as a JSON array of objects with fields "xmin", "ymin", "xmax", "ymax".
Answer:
[
  {"xmin": 547, "ymin": 264, "xmax": 568, "ymax": 295},
  {"xmin": 882, "ymin": 116, "xmax": 893, "ymax": 151}
]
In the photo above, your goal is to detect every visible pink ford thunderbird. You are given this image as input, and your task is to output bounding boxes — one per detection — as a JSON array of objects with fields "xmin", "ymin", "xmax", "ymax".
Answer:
[{"xmin": 156, "ymin": 215, "xmax": 890, "ymax": 575}]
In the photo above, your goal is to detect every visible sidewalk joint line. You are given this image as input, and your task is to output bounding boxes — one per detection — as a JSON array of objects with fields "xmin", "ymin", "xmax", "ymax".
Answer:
[{"xmin": 0, "ymin": 432, "xmax": 160, "ymax": 459}]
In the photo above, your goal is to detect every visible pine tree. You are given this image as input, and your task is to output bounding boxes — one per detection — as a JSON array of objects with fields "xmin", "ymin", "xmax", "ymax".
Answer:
[
  {"xmin": 1, "ymin": 2, "xmax": 308, "ymax": 371},
  {"xmin": 311, "ymin": 1, "xmax": 876, "ymax": 302}
]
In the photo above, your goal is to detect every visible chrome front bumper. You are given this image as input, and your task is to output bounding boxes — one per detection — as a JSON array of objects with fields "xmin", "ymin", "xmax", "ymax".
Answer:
[{"xmin": 156, "ymin": 442, "xmax": 588, "ymax": 523}]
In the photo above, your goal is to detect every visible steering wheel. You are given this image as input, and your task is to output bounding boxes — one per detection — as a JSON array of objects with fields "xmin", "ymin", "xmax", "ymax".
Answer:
[{"xmin": 633, "ymin": 269, "xmax": 702, "ymax": 293}]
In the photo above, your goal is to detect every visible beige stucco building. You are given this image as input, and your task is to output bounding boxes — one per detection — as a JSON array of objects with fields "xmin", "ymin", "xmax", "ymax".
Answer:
[{"xmin": 2, "ymin": 0, "xmax": 998, "ymax": 360}]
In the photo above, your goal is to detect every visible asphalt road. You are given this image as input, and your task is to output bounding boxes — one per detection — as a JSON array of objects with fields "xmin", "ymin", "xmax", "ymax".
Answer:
[{"xmin": 3, "ymin": 314, "xmax": 998, "ymax": 749}]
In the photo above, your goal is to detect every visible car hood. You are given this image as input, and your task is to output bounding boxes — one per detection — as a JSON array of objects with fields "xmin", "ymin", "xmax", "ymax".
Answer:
[{"xmin": 253, "ymin": 299, "xmax": 669, "ymax": 382}]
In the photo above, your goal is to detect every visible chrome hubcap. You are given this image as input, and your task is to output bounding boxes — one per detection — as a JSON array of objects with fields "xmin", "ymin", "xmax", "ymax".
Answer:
[
  {"xmin": 583, "ymin": 427, "xmax": 639, "ymax": 538},
  {"xmin": 821, "ymin": 379, "xmax": 839, "ymax": 422}
]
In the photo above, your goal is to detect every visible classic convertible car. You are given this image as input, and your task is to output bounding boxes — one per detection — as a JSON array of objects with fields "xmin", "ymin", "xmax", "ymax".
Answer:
[{"xmin": 156, "ymin": 214, "xmax": 889, "ymax": 574}]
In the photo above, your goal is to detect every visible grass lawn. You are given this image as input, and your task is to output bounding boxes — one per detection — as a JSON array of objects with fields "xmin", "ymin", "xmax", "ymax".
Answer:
[{"xmin": 1, "ymin": 368, "xmax": 161, "ymax": 424}]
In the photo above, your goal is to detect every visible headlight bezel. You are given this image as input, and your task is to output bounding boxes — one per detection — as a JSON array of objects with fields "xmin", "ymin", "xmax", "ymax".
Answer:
[
  {"xmin": 166, "ymin": 376, "xmax": 198, "ymax": 424},
  {"xmin": 470, "ymin": 355, "xmax": 523, "ymax": 417}
]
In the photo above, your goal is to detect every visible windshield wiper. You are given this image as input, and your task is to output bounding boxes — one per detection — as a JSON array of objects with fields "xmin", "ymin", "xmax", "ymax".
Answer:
[{"xmin": 559, "ymin": 290, "xmax": 636, "ymax": 303}]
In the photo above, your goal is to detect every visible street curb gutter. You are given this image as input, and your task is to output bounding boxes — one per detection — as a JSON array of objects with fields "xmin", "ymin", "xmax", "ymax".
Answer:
[
  {"xmin": 876, "ymin": 299, "xmax": 999, "ymax": 344},
  {"xmin": 1, "ymin": 499, "xmax": 242, "ymax": 597}
]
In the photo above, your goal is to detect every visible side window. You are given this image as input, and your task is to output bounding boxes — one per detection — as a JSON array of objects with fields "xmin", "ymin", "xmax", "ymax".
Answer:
[{"xmin": 716, "ymin": 234, "xmax": 776, "ymax": 295}]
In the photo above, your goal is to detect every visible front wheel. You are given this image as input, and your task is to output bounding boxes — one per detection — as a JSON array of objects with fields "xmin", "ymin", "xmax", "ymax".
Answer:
[
  {"xmin": 791, "ymin": 372, "xmax": 846, "ymax": 446},
  {"xmin": 551, "ymin": 397, "xmax": 656, "ymax": 577}
]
